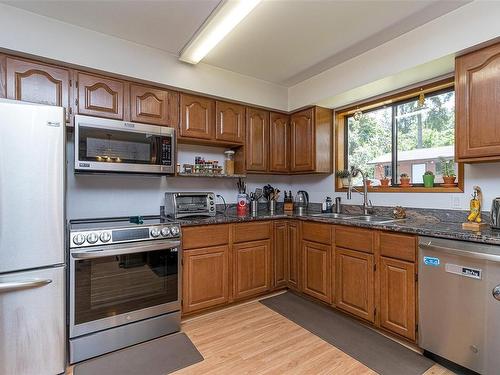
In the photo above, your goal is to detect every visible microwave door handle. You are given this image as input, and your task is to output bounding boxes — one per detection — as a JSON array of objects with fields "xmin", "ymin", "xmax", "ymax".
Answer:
[{"xmin": 71, "ymin": 240, "xmax": 181, "ymax": 259}]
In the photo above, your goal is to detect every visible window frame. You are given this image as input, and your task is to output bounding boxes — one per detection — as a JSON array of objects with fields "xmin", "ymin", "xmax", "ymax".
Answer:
[{"xmin": 335, "ymin": 77, "xmax": 464, "ymax": 193}]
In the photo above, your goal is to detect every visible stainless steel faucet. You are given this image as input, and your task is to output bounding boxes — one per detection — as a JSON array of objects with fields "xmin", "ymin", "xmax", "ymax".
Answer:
[{"xmin": 347, "ymin": 167, "xmax": 373, "ymax": 215}]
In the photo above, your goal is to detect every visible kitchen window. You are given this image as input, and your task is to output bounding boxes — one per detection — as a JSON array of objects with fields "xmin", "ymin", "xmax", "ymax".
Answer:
[{"xmin": 336, "ymin": 78, "xmax": 463, "ymax": 192}]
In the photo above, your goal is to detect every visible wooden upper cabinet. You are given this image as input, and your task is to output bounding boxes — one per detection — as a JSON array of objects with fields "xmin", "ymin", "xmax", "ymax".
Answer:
[
  {"xmin": 5, "ymin": 57, "xmax": 70, "ymax": 120},
  {"xmin": 379, "ymin": 257, "xmax": 416, "ymax": 341},
  {"xmin": 290, "ymin": 107, "xmax": 332, "ymax": 173},
  {"xmin": 246, "ymin": 107, "xmax": 269, "ymax": 172},
  {"xmin": 456, "ymin": 42, "xmax": 500, "ymax": 161},
  {"xmin": 130, "ymin": 84, "xmax": 178, "ymax": 126},
  {"xmin": 179, "ymin": 93, "xmax": 215, "ymax": 140},
  {"xmin": 77, "ymin": 72, "xmax": 124, "ymax": 120},
  {"xmin": 269, "ymin": 112, "xmax": 289, "ymax": 172},
  {"xmin": 215, "ymin": 101, "xmax": 245, "ymax": 143},
  {"xmin": 335, "ymin": 248, "xmax": 375, "ymax": 323}
]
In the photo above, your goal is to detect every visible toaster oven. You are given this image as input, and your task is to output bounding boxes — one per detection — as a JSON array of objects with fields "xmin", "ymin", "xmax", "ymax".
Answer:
[{"xmin": 164, "ymin": 192, "xmax": 216, "ymax": 219}]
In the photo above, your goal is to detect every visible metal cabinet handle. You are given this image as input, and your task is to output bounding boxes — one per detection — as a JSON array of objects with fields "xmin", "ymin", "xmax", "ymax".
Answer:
[
  {"xmin": 493, "ymin": 286, "xmax": 500, "ymax": 301},
  {"xmin": 0, "ymin": 279, "xmax": 52, "ymax": 293}
]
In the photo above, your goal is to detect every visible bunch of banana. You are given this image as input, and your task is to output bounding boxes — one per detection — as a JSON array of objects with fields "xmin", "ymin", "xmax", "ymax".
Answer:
[{"xmin": 467, "ymin": 186, "xmax": 482, "ymax": 223}]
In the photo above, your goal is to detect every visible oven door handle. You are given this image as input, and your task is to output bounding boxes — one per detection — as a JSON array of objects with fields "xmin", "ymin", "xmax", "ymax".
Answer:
[{"xmin": 71, "ymin": 240, "xmax": 181, "ymax": 259}]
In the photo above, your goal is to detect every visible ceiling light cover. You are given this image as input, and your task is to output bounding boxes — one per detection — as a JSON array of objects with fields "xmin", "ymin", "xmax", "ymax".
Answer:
[{"xmin": 180, "ymin": 0, "xmax": 261, "ymax": 64}]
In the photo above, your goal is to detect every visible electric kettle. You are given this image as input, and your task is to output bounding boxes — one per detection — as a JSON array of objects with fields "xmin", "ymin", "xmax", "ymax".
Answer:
[
  {"xmin": 491, "ymin": 197, "xmax": 500, "ymax": 229},
  {"xmin": 295, "ymin": 190, "xmax": 309, "ymax": 215}
]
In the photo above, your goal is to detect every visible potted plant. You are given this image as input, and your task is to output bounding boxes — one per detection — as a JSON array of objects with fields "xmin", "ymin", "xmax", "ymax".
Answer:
[
  {"xmin": 400, "ymin": 173, "xmax": 411, "ymax": 187},
  {"xmin": 423, "ymin": 170, "xmax": 435, "ymax": 188},
  {"xmin": 380, "ymin": 176, "xmax": 390, "ymax": 187},
  {"xmin": 441, "ymin": 159, "xmax": 457, "ymax": 186},
  {"xmin": 335, "ymin": 169, "xmax": 351, "ymax": 187}
]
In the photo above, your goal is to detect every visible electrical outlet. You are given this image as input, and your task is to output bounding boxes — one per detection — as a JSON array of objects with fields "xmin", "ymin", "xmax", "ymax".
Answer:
[{"xmin": 452, "ymin": 195, "xmax": 461, "ymax": 209}]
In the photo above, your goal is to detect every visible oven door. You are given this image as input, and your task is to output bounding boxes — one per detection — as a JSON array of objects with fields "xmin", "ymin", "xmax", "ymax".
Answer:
[
  {"xmin": 69, "ymin": 240, "xmax": 181, "ymax": 338},
  {"xmin": 74, "ymin": 115, "xmax": 175, "ymax": 174}
]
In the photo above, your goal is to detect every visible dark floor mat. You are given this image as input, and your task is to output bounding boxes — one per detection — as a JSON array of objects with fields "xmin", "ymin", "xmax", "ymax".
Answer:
[
  {"xmin": 73, "ymin": 332, "xmax": 203, "ymax": 375},
  {"xmin": 261, "ymin": 292, "xmax": 434, "ymax": 375}
]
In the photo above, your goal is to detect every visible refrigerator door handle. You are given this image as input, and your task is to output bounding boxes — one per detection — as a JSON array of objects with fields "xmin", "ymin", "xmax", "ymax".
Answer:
[{"xmin": 0, "ymin": 279, "xmax": 52, "ymax": 293}]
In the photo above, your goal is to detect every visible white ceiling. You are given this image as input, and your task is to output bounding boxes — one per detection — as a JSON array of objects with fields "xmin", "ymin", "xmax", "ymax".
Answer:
[{"xmin": 3, "ymin": 0, "xmax": 468, "ymax": 86}]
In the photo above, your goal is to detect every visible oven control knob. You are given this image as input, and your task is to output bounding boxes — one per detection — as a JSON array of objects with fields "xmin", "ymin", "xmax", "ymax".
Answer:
[
  {"xmin": 87, "ymin": 232, "xmax": 98, "ymax": 244},
  {"xmin": 150, "ymin": 228, "xmax": 160, "ymax": 238},
  {"xmin": 170, "ymin": 226, "xmax": 180, "ymax": 236},
  {"xmin": 161, "ymin": 227, "xmax": 171, "ymax": 237},
  {"xmin": 73, "ymin": 233, "xmax": 86, "ymax": 245},
  {"xmin": 100, "ymin": 232, "xmax": 111, "ymax": 243}
]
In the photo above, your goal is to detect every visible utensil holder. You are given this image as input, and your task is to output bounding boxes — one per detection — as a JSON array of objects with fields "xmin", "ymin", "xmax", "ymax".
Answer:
[
  {"xmin": 251, "ymin": 200, "xmax": 258, "ymax": 216},
  {"xmin": 269, "ymin": 200, "xmax": 276, "ymax": 214}
]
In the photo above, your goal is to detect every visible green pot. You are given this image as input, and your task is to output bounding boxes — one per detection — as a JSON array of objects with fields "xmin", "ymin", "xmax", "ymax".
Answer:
[{"xmin": 423, "ymin": 174, "xmax": 435, "ymax": 188}]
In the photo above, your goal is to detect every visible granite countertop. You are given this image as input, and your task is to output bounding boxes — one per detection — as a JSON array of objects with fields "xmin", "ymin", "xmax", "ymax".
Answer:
[{"xmin": 172, "ymin": 206, "xmax": 500, "ymax": 246}]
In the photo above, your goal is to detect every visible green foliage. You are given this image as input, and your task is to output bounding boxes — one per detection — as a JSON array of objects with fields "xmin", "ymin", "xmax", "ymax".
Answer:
[
  {"xmin": 424, "ymin": 170, "xmax": 434, "ymax": 176},
  {"xmin": 439, "ymin": 157, "xmax": 456, "ymax": 177},
  {"xmin": 400, "ymin": 173, "xmax": 409, "ymax": 178},
  {"xmin": 335, "ymin": 169, "xmax": 351, "ymax": 178}
]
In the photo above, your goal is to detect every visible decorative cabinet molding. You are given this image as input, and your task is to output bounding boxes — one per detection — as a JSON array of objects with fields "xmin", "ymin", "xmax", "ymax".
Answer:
[
  {"xmin": 77, "ymin": 72, "xmax": 124, "ymax": 120},
  {"xmin": 216, "ymin": 101, "xmax": 245, "ymax": 143},
  {"xmin": 456, "ymin": 42, "xmax": 500, "ymax": 162},
  {"xmin": 302, "ymin": 240, "xmax": 332, "ymax": 303},
  {"xmin": 5, "ymin": 57, "xmax": 70, "ymax": 120},
  {"xmin": 130, "ymin": 84, "xmax": 178, "ymax": 126}
]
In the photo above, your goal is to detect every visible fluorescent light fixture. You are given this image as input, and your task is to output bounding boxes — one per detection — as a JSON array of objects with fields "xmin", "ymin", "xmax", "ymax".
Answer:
[{"xmin": 180, "ymin": 0, "xmax": 261, "ymax": 64}]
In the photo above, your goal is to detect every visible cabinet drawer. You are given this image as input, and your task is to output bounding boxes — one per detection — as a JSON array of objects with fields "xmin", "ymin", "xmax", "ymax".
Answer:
[
  {"xmin": 379, "ymin": 232, "xmax": 416, "ymax": 262},
  {"xmin": 335, "ymin": 226, "xmax": 373, "ymax": 253},
  {"xmin": 182, "ymin": 224, "xmax": 230, "ymax": 250},
  {"xmin": 302, "ymin": 221, "xmax": 332, "ymax": 245},
  {"xmin": 233, "ymin": 221, "xmax": 271, "ymax": 243}
]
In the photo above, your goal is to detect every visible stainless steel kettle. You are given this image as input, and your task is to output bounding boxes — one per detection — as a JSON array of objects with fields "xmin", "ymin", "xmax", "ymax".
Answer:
[
  {"xmin": 491, "ymin": 198, "xmax": 500, "ymax": 229},
  {"xmin": 295, "ymin": 190, "xmax": 309, "ymax": 214}
]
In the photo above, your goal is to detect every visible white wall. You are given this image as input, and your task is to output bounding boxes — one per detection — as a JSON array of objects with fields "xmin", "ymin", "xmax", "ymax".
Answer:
[
  {"xmin": 0, "ymin": 3, "xmax": 288, "ymax": 111},
  {"xmin": 292, "ymin": 163, "xmax": 500, "ymax": 212},
  {"xmin": 289, "ymin": 1, "xmax": 500, "ymax": 110}
]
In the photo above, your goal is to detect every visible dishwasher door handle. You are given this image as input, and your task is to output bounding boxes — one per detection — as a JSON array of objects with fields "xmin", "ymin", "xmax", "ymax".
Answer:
[{"xmin": 419, "ymin": 243, "xmax": 500, "ymax": 263}]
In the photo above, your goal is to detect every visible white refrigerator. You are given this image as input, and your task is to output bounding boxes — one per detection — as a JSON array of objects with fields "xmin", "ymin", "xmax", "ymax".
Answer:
[{"xmin": 0, "ymin": 99, "xmax": 65, "ymax": 375}]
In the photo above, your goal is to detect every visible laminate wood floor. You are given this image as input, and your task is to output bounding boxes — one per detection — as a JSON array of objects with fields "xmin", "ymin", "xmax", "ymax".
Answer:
[{"xmin": 174, "ymin": 298, "xmax": 456, "ymax": 375}]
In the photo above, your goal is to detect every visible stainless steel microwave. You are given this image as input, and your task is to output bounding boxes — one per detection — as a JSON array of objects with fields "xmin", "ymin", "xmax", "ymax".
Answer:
[{"xmin": 74, "ymin": 115, "xmax": 175, "ymax": 174}]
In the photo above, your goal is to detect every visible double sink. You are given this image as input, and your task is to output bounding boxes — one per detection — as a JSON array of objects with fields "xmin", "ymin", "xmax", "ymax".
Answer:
[{"xmin": 309, "ymin": 212, "xmax": 404, "ymax": 224}]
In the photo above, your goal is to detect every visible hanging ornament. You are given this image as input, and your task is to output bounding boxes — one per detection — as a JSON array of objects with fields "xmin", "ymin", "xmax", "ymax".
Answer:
[
  {"xmin": 353, "ymin": 108, "xmax": 363, "ymax": 121},
  {"xmin": 417, "ymin": 89, "xmax": 425, "ymax": 108}
]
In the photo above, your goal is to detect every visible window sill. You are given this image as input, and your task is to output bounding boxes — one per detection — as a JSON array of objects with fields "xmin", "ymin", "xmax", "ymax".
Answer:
[{"xmin": 336, "ymin": 185, "xmax": 463, "ymax": 193}]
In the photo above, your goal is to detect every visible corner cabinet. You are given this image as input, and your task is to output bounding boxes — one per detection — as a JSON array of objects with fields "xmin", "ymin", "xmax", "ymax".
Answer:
[
  {"xmin": 456, "ymin": 41, "xmax": 500, "ymax": 162},
  {"xmin": 179, "ymin": 93, "xmax": 215, "ymax": 140},
  {"xmin": 76, "ymin": 72, "xmax": 125, "ymax": 120},
  {"xmin": 290, "ymin": 107, "xmax": 332, "ymax": 173},
  {"xmin": 246, "ymin": 107, "xmax": 269, "ymax": 172},
  {"xmin": 5, "ymin": 57, "xmax": 71, "ymax": 121}
]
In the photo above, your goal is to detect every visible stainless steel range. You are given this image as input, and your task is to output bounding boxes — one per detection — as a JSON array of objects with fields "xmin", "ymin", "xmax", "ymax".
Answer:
[{"xmin": 68, "ymin": 216, "xmax": 181, "ymax": 363}]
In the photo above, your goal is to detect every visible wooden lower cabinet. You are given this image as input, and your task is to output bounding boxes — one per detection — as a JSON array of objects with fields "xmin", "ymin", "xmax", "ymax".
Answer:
[
  {"xmin": 182, "ymin": 245, "xmax": 230, "ymax": 314},
  {"xmin": 379, "ymin": 256, "xmax": 416, "ymax": 341},
  {"xmin": 273, "ymin": 221, "xmax": 288, "ymax": 288},
  {"xmin": 287, "ymin": 221, "xmax": 300, "ymax": 290},
  {"xmin": 335, "ymin": 247, "xmax": 375, "ymax": 323},
  {"xmin": 233, "ymin": 240, "xmax": 271, "ymax": 300},
  {"xmin": 302, "ymin": 240, "xmax": 331, "ymax": 303}
]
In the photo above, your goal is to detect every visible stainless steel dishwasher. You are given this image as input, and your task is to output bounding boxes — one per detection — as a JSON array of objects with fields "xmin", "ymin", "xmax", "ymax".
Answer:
[{"xmin": 419, "ymin": 236, "xmax": 500, "ymax": 374}]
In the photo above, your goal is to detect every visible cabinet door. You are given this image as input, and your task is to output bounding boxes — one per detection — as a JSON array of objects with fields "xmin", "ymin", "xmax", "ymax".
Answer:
[
  {"xmin": 273, "ymin": 221, "xmax": 288, "ymax": 288},
  {"xmin": 179, "ymin": 93, "xmax": 215, "ymax": 140},
  {"xmin": 379, "ymin": 257, "xmax": 416, "ymax": 341},
  {"xmin": 130, "ymin": 84, "xmax": 178, "ymax": 126},
  {"xmin": 246, "ymin": 107, "xmax": 269, "ymax": 172},
  {"xmin": 287, "ymin": 221, "xmax": 300, "ymax": 290},
  {"xmin": 182, "ymin": 245, "xmax": 230, "ymax": 314},
  {"xmin": 290, "ymin": 108, "xmax": 314, "ymax": 172},
  {"xmin": 303, "ymin": 241, "xmax": 331, "ymax": 303},
  {"xmin": 456, "ymin": 42, "xmax": 500, "ymax": 161},
  {"xmin": 335, "ymin": 247, "xmax": 375, "ymax": 322},
  {"xmin": 6, "ymin": 57, "xmax": 70, "ymax": 121},
  {"xmin": 269, "ymin": 112, "xmax": 289, "ymax": 172},
  {"xmin": 233, "ymin": 240, "xmax": 271, "ymax": 300},
  {"xmin": 77, "ymin": 72, "xmax": 124, "ymax": 120},
  {"xmin": 215, "ymin": 101, "xmax": 245, "ymax": 143}
]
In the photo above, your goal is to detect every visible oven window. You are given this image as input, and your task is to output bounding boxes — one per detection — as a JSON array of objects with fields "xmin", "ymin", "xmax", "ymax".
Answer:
[
  {"xmin": 74, "ymin": 249, "xmax": 178, "ymax": 325},
  {"xmin": 77, "ymin": 125, "xmax": 172, "ymax": 165}
]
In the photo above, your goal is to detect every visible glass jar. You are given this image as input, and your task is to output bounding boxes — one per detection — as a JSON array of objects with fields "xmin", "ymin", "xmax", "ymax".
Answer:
[{"xmin": 224, "ymin": 150, "xmax": 235, "ymax": 176}]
